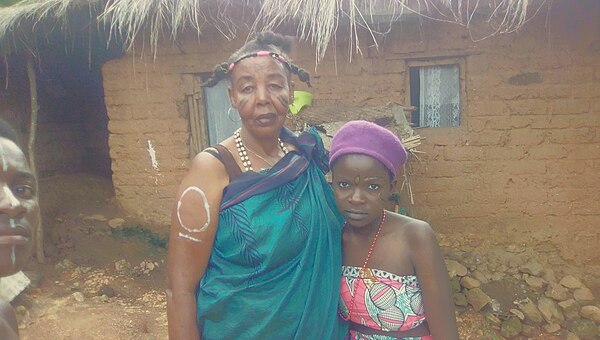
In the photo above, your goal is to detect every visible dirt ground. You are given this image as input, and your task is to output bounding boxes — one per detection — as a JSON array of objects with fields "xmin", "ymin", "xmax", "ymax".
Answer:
[
  {"xmin": 11, "ymin": 174, "xmax": 590, "ymax": 339},
  {"xmin": 18, "ymin": 174, "xmax": 168, "ymax": 339}
]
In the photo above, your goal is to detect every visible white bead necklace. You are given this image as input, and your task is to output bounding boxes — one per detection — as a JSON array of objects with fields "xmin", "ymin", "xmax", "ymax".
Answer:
[{"xmin": 233, "ymin": 128, "xmax": 288, "ymax": 172}]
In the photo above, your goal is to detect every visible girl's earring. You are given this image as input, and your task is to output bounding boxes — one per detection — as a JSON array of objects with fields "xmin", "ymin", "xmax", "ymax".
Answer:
[{"xmin": 227, "ymin": 107, "xmax": 241, "ymax": 122}]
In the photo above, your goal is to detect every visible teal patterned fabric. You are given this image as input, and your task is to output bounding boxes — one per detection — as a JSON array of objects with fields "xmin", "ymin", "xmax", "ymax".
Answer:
[{"xmin": 196, "ymin": 128, "xmax": 347, "ymax": 339}]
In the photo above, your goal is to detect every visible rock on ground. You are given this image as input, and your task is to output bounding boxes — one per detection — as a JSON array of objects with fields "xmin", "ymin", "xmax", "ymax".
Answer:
[
  {"xmin": 543, "ymin": 323, "xmax": 561, "ymax": 333},
  {"xmin": 560, "ymin": 275, "xmax": 583, "ymax": 289},
  {"xmin": 518, "ymin": 298, "xmax": 544, "ymax": 324},
  {"xmin": 567, "ymin": 319, "xmax": 599, "ymax": 339},
  {"xmin": 565, "ymin": 331, "xmax": 581, "ymax": 340},
  {"xmin": 519, "ymin": 260, "xmax": 544, "ymax": 276},
  {"xmin": 72, "ymin": 292, "xmax": 85, "ymax": 303},
  {"xmin": 580, "ymin": 305, "xmax": 600, "ymax": 323},
  {"xmin": 500, "ymin": 316, "xmax": 522, "ymax": 338},
  {"xmin": 521, "ymin": 324, "xmax": 538, "ymax": 337},
  {"xmin": 446, "ymin": 260, "xmax": 468, "ymax": 278},
  {"xmin": 525, "ymin": 276, "xmax": 546, "ymax": 290},
  {"xmin": 460, "ymin": 276, "xmax": 481, "ymax": 289},
  {"xmin": 108, "ymin": 218, "xmax": 125, "ymax": 229},
  {"xmin": 538, "ymin": 296, "xmax": 565, "ymax": 324},
  {"xmin": 573, "ymin": 287, "xmax": 595, "ymax": 304},
  {"xmin": 545, "ymin": 282, "xmax": 571, "ymax": 301},
  {"xmin": 465, "ymin": 288, "xmax": 492, "ymax": 312},
  {"xmin": 558, "ymin": 299, "xmax": 582, "ymax": 321},
  {"xmin": 84, "ymin": 214, "xmax": 107, "ymax": 222},
  {"xmin": 453, "ymin": 293, "xmax": 468, "ymax": 307}
]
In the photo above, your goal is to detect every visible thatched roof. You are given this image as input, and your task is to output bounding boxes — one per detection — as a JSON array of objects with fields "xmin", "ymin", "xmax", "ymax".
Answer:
[{"xmin": 0, "ymin": 0, "xmax": 551, "ymax": 60}]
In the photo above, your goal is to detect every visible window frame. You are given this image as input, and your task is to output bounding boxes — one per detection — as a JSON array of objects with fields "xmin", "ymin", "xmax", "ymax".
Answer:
[
  {"xmin": 405, "ymin": 57, "xmax": 467, "ymax": 128},
  {"xmin": 182, "ymin": 73, "xmax": 210, "ymax": 158}
]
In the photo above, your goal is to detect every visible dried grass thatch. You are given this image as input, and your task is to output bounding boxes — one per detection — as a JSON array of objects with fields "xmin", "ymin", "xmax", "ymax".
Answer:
[
  {"xmin": 0, "ymin": 0, "xmax": 551, "ymax": 60},
  {"xmin": 0, "ymin": 0, "xmax": 252, "ymax": 56},
  {"xmin": 99, "ymin": 0, "xmax": 257, "ymax": 58},
  {"xmin": 0, "ymin": 0, "xmax": 104, "ymax": 55},
  {"xmin": 254, "ymin": 0, "xmax": 551, "ymax": 60}
]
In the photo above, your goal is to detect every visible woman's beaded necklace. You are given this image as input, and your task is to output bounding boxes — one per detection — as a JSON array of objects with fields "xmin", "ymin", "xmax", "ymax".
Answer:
[
  {"xmin": 340, "ymin": 209, "xmax": 387, "ymax": 322},
  {"xmin": 234, "ymin": 128, "xmax": 288, "ymax": 172}
]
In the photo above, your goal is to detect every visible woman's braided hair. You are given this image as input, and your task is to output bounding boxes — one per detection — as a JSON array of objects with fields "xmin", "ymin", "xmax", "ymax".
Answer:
[{"xmin": 202, "ymin": 31, "xmax": 311, "ymax": 88}]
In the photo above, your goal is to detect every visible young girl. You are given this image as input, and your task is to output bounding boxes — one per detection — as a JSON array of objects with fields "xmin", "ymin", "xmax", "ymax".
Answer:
[{"xmin": 330, "ymin": 121, "xmax": 458, "ymax": 340}]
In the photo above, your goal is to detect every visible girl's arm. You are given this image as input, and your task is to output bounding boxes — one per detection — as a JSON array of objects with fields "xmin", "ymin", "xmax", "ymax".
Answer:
[
  {"xmin": 166, "ymin": 152, "xmax": 227, "ymax": 340},
  {"xmin": 410, "ymin": 222, "xmax": 459, "ymax": 339}
]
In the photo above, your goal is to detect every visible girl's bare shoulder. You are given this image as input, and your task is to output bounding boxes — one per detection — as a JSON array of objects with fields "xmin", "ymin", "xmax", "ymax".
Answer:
[{"xmin": 386, "ymin": 212, "xmax": 436, "ymax": 245}]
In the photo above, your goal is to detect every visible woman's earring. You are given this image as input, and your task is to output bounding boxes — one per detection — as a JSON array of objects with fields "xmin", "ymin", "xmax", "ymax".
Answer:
[{"xmin": 227, "ymin": 107, "xmax": 241, "ymax": 122}]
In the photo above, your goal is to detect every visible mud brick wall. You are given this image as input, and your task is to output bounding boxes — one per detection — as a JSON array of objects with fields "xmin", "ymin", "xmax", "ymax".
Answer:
[
  {"xmin": 398, "ymin": 1, "xmax": 600, "ymax": 267},
  {"xmin": 103, "ymin": 0, "xmax": 599, "ymax": 267},
  {"xmin": 102, "ymin": 54, "xmax": 196, "ymax": 229}
]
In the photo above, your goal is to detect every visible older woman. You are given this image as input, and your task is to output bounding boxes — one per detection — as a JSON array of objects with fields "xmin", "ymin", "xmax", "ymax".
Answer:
[{"xmin": 166, "ymin": 32, "xmax": 345, "ymax": 339}]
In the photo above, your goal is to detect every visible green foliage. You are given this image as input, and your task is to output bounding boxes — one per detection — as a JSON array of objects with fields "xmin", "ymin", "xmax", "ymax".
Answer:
[{"xmin": 111, "ymin": 226, "xmax": 169, "ymax": 249}]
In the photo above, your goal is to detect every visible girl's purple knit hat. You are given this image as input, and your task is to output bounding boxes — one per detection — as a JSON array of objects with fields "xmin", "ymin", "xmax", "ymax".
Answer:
[{"xmin": 329, "ymin": 120, "xmax": 407, "ymax": 177}]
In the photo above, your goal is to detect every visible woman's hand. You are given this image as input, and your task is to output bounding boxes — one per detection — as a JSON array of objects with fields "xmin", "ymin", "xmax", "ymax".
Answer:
[{"xmin": 166, "ymin": 151, "xmax": 228, "ymax": 340}]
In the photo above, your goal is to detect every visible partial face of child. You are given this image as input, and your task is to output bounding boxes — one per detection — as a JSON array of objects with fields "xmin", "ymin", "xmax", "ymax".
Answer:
[
  {"xmin": 0, "ymin": 137, "xmax": 37, "ymax": 277},
  {"xmin": 331, "ymin": 154, "xmax": 393, "ymax": 230}
]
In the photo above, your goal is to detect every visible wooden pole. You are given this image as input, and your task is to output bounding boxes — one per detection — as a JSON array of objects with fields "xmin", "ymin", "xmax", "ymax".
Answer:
[{"xmin": 26, "ymin": 54, "xmax": 44, "ymax": 263}]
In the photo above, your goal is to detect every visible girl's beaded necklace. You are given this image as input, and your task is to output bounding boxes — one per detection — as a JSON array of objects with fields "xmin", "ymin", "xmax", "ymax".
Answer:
[
  {"xmin": 340, "ymin": 209, "xmax": 387, "ymax": 322},
  {"xmin": 234, "ymin": 128, "xmax": 288, "ymax": 171}
]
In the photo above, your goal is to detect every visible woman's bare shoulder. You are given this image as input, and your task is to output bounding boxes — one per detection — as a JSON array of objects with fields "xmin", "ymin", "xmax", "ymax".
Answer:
[
  {"xmin": 188, "ymin": 149, "xmax": 228, "ymax": 181},
  {"xmin": 170, "ymin": 150, "xmax": 229, "ymax": 201}
]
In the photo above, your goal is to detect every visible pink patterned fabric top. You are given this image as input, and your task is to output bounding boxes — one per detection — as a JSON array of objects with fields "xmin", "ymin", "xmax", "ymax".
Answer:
[{"xmin": 339, "ymin": 266, "xmax": 427, "ymax": 333}]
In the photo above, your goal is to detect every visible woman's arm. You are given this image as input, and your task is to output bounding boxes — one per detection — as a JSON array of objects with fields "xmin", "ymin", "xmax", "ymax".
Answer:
[
  {"xmin": 410, "ymin": 222, "xmax": 459, "ymax": 340},
  {"xmin": 166, "ymin": 152, "xmax": 227, "ymax": 340}
]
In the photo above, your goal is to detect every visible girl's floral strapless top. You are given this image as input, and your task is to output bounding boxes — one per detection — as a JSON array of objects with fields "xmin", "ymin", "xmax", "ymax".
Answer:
[{"xmin": 339, "ymin": 266, "xmax": 429, "ymax": 340}]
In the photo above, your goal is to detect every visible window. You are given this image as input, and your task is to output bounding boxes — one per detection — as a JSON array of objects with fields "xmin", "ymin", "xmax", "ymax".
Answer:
[{"xmin": 409, "ymin": 63, "xmax": 462, "ymax": 128}]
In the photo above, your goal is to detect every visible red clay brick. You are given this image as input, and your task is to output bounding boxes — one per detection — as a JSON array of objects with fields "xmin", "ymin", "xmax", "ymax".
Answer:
[
  {"xmin": 549, "ymin": 99, "xmax": 591, "ymax": 115},
  {"xmin": 468, "ymin": 100, "xmax": 509, "ymax": 116},
  {"xmin": 496, "ymin": 160, "xmax": 548, "ymax": 175},
  {"xmin": 484, "ymin": 146, "xmax": 526, "ymax": 160},
  {"xmin": 506, "ymin": 99, "xmax": 549, "ymax": 115},
  {"xmin": 443, "ymin": 146, "xmax": 486, "ymax": 161},
  {"xmin": 466, "ymin": 130, "xmax": 507, "ymax": 146},
  {"xmin": 526, "ymin": 144, "xmax": 568, "ymax": 160},
  {"xmin": 486, "ymin": 116, "xmax": 533, "ymax": 130},
  {"xmin": 530, "ymin": 116, "xmax": 571, "ymax": 129},
  {"xmin": 506, "ymin": 129, "xmax": 545, "ymax": 145}
]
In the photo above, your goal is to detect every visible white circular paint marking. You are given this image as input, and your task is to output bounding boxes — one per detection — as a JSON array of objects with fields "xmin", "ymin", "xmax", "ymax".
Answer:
[
  {"xmin": 178, "ymin": 232, "xmax": 202, "ymax": 243},
  {"xmin": 177, "ymin": 186, "xmax": 210, "ymax": 233}
]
